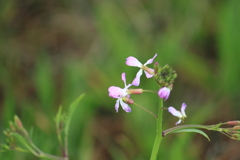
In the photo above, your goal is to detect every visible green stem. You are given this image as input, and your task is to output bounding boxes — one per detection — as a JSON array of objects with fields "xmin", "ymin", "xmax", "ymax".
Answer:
[
  {"xmin": 63, "ymin": 132, "xmax": 69, "ymax": 160},
  {"xmin": 27, "ymin": 138, "xmax": 65, "ymax": 160},
  {"xmin": 40, "ymin": 153, "xmax": 65, "ymax": 160},
  {"xmin": 150, "ymin": 98, "xmax": 163, "ymax": 160}
]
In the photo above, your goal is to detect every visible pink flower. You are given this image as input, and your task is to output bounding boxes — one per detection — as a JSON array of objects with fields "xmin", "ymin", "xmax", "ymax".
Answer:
[
  {"xmin": 108, "ymin": 73, "xmax": 132, "ymax": 113},
  {"xmin": 126, "ymin": 54, "xmax": 157, "ymax": 86},
  {"xmin": 158, "ymin": 87, "xmax": 170, "ymax": 100},
  {"xmin": 168, "ymin": 103, "xmax": 187, "ymax": 125}
]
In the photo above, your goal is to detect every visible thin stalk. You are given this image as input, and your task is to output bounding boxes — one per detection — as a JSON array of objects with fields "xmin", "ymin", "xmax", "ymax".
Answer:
[
  {"xmin": 56, "ymin": 125, "xmax": 63, "ymax": 154},
  {"xmin": 27, "ymin": 137, "xmax": 65, "ymax": 160},
  {"xmin": 134, "ymin": 103, "xmax": 157, "ymax": 118},
  {"xmin": 40, "ymin": 153, "xmax": 65, "ymax": 160},
  {"xmin": 143, "ymin": 90, "xmax": 157, "ymax": 94},
  {"xmin": 162, "ymin": 123, "xmax": 225, "ymax": 137},
  {"xmin": 63, "ymin": 132, "xmax": 69, "ymax": 160},
  {"xmin": 150, "ymin": 98, "xmax": 163, "ymax": 160}
]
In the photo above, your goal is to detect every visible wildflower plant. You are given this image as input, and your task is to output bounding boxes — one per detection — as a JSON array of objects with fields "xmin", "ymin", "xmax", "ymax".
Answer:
[
  {"xmin": 108, "ymin": 54, "xmax": 240, "ymax": 160},
  {"xmin": 1, "ymin": 94, "xmax": 85, "ymax": 160},
  {"xmin": 2, "ymin": 54, "xmax": 240, "ymax": 160}
]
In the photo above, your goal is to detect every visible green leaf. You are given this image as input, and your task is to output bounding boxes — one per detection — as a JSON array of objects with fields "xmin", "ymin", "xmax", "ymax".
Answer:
[
  {"xmin": 55, "ymin": 105, "xmax": 64, "ymax": 131},
  {"xmin": 64, "ymin": 93, "xmax": 85, "ymax": 135},
  {"xmin": 171, "ymin": 129, "xmax": 210, "ymax": 141}
]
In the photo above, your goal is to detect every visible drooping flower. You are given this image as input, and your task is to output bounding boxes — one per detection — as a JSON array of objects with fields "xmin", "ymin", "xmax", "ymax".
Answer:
[
  {"xmin": 126, "ymin": 54, "xmax": 157, "ymax": 86},
  {"xmin": 158, "ymin": 87, "xmax": 170, "ymax": 100},
  {"xmin": 168, "ymin": 103, "xmax": 187, "ymax": 125},
  {"xmin": 108, "ymin": 73, "xmax": 132, "ymax": 113}
]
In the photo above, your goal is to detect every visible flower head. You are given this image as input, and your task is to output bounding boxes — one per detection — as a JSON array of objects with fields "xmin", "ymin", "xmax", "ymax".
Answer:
[
  {"xmin": 158, "ymin": 87, "xmax": 170, "ymax": 100},
  {"xmin": 168, "ymin": 103, "xmax": 187, "ymax": 125},
  {"xmin": 108, "ymin": 73, "xmax": 132, "ymax": 113},
  {"xmin": 126, "ymin": 54, "xmax": 157, "ymax": 86}
]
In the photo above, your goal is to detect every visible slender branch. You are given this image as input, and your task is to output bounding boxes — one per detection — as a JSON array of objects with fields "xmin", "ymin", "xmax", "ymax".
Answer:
[
  {"xmin": 162, "ymin": 123, "xmax": 225, "ymax": 137},
  {"xmin": 56, "ymin": 126, "xmax": 64, "ymax": 155},
  {"xmin": 40, "ymin": 153, "xmax": 65, "ymax": 160},
  {"xmin": 143, "ymin": 90, "xmax": 157, "ymax": 94},
  {"xmin": 150, "ymin": 98, "xmax": 163, "ymax": 160},
  {"xmin": 63, "ymin": 133, "xmax": 69, "ymax": 160},
  {"xmin": 26, "ymin": 137, "xmax": 65, "ymax": 160},
  {"xmin": 133, "ymin": 103, "xmax": 157, "ymax": 118}
]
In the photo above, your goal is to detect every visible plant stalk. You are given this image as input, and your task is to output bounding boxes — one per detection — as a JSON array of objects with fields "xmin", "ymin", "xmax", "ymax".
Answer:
[{"xmin": 150, "ymin": 98, "xmax": 163, "ymax": 160}]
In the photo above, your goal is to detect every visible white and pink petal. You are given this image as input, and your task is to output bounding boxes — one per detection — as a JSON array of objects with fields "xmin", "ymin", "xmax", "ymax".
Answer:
[
  {"xmin": 181, "ymin": 103, "xmax": 187, "ymax": 117},
  {"xmin": 119, "ymin": 99, "xmax": 131, "ymax": 112},
  {"xmin": 108, "ymin": 86, "xmax": 123, "ymax": 98},
  {"xmin": 115, "ymin": 99, "xmax": 120, "ymax": 113},
  {"xmin": 132, "ymin": 69, "xmax": 143, "ymax": 86},
  {"xmin": 144, "ymin": 53, "xmax": 157, "ymax": 65},
  {"xmin": 168, "ymin": 107, "xmax": 182, "ymax": 118},
  {"xmin": 144, "ymin": 68, "xmax": 154, "ymax": 78},
  {"xmin": 126, "ymin": 56, "xmax": 142, "ymax": 67}
]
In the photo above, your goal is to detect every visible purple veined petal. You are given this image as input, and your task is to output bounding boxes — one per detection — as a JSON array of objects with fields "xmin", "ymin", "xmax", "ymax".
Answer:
[
  {"xmin": 144, "ymin": 53, "xmax": 158, "ymax": 65},
  {"xmin": 115, "ymin": 99, "xmax": 120, "ymax": 112},
  {"xmin": 175, "ymin": 119, "xmax": 182, "ymax": 125},
  {"xmin": 132, "ymin": 69, "xmax": 143, "ymax": 86},
  {"xmin": 121, "ymin": 73, "xmax": 127, "ymax": 86},
  {"xmin": 168, "ymin": 107, "xmax": 182, "ymax": 118},
  {"xmin": 181, "ymin": 103, "xmax": 187, "ymax": 117},
  {"xmin": 108, "ymin": 86, "xmax": 123, "ymax": 98},
  {"xmin": 119, "ymin": 99, "xmax": 131, "ymax": 112},
  {"xmin": 144, "ymin": 68, "xmax": 154, "ymax": 78},
  {"xmin": 126, "ymin": 56, "xmax": 142, "ymax": 67}
]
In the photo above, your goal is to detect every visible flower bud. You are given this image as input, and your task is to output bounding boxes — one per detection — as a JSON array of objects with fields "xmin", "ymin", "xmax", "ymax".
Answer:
[
  {"xmin": 233, "ymin": 126, "xmax": 240, "ymax": 130},
  {"xmin": 227, "ymin": 121, "xmax": 240, "ymax": 126},
  {"xmin": 125, "ymin": 98, "xmax": 134, "ymax": 104},
  {"xmin": 158, "ymin": 87, "xmax": 170, "ymax": 100},
  {"xmin": 14, "ymin": 116, "xmax": 23, "ymax": 129},
  {"xmin": 127, "ymin": 89, "xmax": 143, "ymax": 95},
  {"xmin": 9, "ymin": 121, "xmax": 16, "ymax": 131}
]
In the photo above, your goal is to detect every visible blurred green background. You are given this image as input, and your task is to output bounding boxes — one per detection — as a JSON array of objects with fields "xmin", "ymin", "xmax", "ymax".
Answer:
[{"xmin": 1, "ymin": 0, "xmax": 240, "ymax": 159}]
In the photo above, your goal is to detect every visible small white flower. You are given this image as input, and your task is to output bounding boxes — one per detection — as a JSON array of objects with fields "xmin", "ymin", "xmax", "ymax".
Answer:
[
  {"xmin": 126, "ymin": 54, "xmax": 157, "ymax": 86},
  {"xmin": 168, "ymin": 103, "xmax": 187, "ymax": 125},
  {"xmin": 108, "ymin": 73, "xmax": 132, "ymax": 112}
]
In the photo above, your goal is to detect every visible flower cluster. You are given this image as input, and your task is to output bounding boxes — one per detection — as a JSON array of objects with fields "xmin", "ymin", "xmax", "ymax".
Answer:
[{"xmin": 108, "ymin": 54, "xmax": 187, "ymax": 125}]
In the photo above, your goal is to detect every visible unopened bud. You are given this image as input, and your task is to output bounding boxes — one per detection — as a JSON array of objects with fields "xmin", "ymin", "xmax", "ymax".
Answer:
[
  {"xmin": 9, "ymin": 121, "xmax": 16, "ymax": 131},
  {"xmin": 125, "ymin": 98, "xmax": 134, "ymax": 104},
  {"xmin": 14, "ymin": 115, "xmax": 28, "ymax": 136},
  {"xmin": 154, "ymin": 62, "xmax": 159, "ymax": 74},
  {"xmin": 233, "ymin": 126, "xmax": 240, "ymax": 130},
  {"xmin": 14, "ymin": 116, "xmax": 23, "ymax": 128},
  {"xmin": 128, "ymin": 89, "xmax": 143, "ymax": 95},
  {"xmin": 232, "ymin": 134, "xmax": 240, "ymax": 139},
  {"xmin": 158, "ymin": 87, "xmax": 170, "ymax": 101},
  {"xmin": 227, "ymin": 121, "xmax": 240, "ymax": 126},
  {"xmin": 3, "ymin": 130, "xmax": 8, "ymax": 136}
]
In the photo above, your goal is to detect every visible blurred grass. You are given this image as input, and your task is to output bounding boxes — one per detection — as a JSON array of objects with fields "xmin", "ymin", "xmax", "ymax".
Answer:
[{"xmin": 1, "ymin": 0, "xmax": 240, "ymax": 160}]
